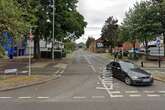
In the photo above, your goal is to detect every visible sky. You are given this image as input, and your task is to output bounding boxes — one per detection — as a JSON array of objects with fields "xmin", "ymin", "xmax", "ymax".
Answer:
[{"xmin": 76, "ymin": 0, "xmax": 142, "ymax": 43}]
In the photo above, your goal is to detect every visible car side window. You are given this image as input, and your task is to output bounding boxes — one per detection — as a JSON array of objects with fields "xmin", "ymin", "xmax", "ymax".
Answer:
[
  {"xmin": 115, "ymin": 63, "xmax": 121, "ymax": 68},
  {"xmin": 111, "ymin": 62, "xmax": 116, "ymax": 68}
]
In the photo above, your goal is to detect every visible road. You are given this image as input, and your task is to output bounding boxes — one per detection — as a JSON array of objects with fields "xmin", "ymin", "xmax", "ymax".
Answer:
[{"xmin": 0, "ymin": 49, "xmax": 165, "ymax": 110}]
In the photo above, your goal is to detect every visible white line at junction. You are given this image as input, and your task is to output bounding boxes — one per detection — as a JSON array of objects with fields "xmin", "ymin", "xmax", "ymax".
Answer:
[
  {"xmin": 18, "ymin": 97, "xmax": 32, "ymax": 99},
  {"xmin": 73, "ymin": 96, "xmax": 86, "ymax": 99},
  {"xmin": 129, "ymin": 94, "xmax": 141, "ymax": 97},
  {"xmin": 37, "ymin": 97, "xmax": 49, "ymax": 99},
  {"xmin": 125, "ymin": 91, "xmax": 139, "ymax": 94},
  {"xmin": 0, "ymin": 97, "xmax": 12, "ymax": 99},
  {"xmin": 92, "ymin": 96, "xmax": 105, "ymax": 99},
  {"xmin": 147, "ymin": 94, "xmax": 160, "ymax": 97}
]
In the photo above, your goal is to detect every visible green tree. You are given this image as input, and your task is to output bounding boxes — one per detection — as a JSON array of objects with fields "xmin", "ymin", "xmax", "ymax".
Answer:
[
  {"xmin": 152, "ymin": 0, "xmax": 165, "ymax": 56},
  {"xmin": 101, "ymin": 16, "xmax": 118, "ymax": 48},
  {"xmin": 33, "ymin": 0, "xmax": 87, "ymax": 58},
  {"xmin": 120, "ymin": 1, "xmax": 162, "ymax": 58},
  {"xmin": 0, "ymin": 0, "xmax": 30, "ymax": 37}
]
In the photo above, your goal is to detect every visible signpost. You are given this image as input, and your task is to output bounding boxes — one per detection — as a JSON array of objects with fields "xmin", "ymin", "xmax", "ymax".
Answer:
[
  {"xmin": 156, "ymin": 38, "xmax": 161, "ymax": 68},
  {"xmin": 29, "ymin": 28, "xmax": 33, "ymax": 76}
]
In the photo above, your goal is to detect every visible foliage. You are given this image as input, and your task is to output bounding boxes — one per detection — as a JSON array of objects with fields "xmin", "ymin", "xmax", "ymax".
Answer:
[
  {"xmin": 64, "ymin": 42, "xmax": 76, "ymax": 53},
  {"xmin": 121, "ymin": 1, "xmax": 162, "ymax": 42},
  {"xmin": 101, "ymin": 16, "xmax": 118, "ymax": 47},
  {"xmin": 0, "ymin": 0, "xmax": 30, "ymax": 37}
]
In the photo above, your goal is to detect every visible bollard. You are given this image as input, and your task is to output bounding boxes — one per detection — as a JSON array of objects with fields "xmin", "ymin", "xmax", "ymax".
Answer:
[{"xmin": 141, "ymin": 61, "xmax": 144, "ymax": 67}]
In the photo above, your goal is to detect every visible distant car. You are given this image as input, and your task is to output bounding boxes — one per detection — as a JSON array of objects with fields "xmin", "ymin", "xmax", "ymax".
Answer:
[{"xmin": 106, "ymin": 61, "xmax": 154, "ymax": 86}]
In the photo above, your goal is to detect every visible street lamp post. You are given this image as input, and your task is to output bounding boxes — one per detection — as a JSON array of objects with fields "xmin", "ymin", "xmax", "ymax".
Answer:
[{"xmin": 52, "ymin": 0, "xmax": 55, "ymax": 61}]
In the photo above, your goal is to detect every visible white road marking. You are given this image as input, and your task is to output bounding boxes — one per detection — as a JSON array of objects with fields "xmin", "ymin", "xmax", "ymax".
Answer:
[
  {"xmin": 111, "ymin": 91, "xmax": 121, "ymax": 94},
  {"xmin": 0, "ymin": 97, "xmax": 12, "ymax": 99},
  {"xmin": 84, "ymin": 56, "xmax": 92, "ymax": 65},
  {"xmin": 37, "ymin": 97, "xmax": 49, "ymax": 99},
  {"xmin": 158, "ymin": 91, "xmax": 165, "ymax": 94},
  {"xmin": 96, "ymin": 87, "xmax": 108, "ymax": 90},
  {"xmin": 125, "ymin": 91, "xmax": 139, "ymax": 94},
  {"xmin": 55, "ymin": 70, "xmax": 60, "ymax": 74},
  {"xmin": 73, "ymin": 96, "xmax": 86, "ymax": 99},
  {"xmin": 60, "ymin": 70, "xmax": 64, "ymax": 74},
  {"xmin": 90, "ymin": 65, "xmax": 96, "ymax": 73},
  {"xmin": 111, "ymin": 95, "xmax": 124, "ymax": 98},
  {"xmin": 129, "ymin": 94, "xmax": 141, "ymax": 97},
  {"xmin": 98, "ymin": 76, "xmax": 113, "ymax": 98},
  {"xmin": 147, "ymin": 94, "xmax": 160, "ymax": 97},
  {"xmin": 97, "ymin": 82, "xmax": 100, "ymax": 84},
  {"xmin": 18, "ymin": 97, "xmax": 32, "ymax": 99},
  {"xmin": 92, "ymin": 96, "xmax": 105, "ymax": 99},
  {"xmin": 144, "ymin": 91, "xmax": 155, "ymax": 93}
]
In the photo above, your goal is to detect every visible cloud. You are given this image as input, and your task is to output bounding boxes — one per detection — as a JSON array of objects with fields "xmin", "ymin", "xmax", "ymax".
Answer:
[{"xmin": 76, "ymin": 0, "xmax": 142, "ymax": 43}]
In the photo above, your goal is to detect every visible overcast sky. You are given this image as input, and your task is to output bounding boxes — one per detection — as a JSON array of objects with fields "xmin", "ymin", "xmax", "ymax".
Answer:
[{"xmin": 76, "ymin": 0, "xmax": 142, "ymax": 43}]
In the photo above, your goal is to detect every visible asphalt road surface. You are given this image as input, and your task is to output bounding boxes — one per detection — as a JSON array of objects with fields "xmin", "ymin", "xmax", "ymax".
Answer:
[{"xmin": 0, "ymin": 49, "xmax": 165, "ymax": 110}]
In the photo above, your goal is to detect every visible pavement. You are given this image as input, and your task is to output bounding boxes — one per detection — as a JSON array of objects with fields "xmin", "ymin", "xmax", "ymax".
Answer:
[{"xmin": 0, "ymin": 49, "xmax": 165, "ymax": 110}]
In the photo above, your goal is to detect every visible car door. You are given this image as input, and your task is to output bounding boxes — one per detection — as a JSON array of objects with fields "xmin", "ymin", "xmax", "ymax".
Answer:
[
  {"xmin": 111, "ymin": 62, "xmax": 117, "ymax": 77},
  {"xmin": 115, "ymin": 63, "xmax": 122, "ymax": 79}
]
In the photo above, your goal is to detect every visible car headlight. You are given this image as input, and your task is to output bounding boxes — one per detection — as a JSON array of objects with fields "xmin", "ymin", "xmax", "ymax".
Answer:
[
  {"xmin": 132, "ymin": 76, "xmax": 139, "ymax": 80},
  {"xmin": 150, "ymin": 75, "xmax": 153, "ymax": 78}
]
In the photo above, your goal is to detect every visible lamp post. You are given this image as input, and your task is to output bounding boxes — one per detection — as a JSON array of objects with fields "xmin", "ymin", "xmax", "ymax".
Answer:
[{"xmin": 52, "ymin": 0, "xmax": 55, "ymax": 61}]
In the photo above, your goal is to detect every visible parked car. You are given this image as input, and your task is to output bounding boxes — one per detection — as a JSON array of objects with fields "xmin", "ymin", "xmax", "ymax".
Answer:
[{"xmin": 106, "ymin": 61, "xmax": 154, "ymax": 86}]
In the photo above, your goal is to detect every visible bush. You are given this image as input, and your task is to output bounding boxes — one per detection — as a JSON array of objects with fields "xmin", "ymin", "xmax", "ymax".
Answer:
[{"xmin": 128, "ymin": 53, "xmax": 139, "ymax": 60}]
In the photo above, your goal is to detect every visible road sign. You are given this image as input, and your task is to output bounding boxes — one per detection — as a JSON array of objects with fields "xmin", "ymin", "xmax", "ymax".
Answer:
[{"xmin": 156, "ymin": 38, "xmax": 161, "ymax": 47}]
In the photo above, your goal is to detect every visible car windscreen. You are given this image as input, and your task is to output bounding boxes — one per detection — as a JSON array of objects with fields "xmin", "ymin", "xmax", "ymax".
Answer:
[{"xmin": 120, "ymin": 62, "xmax": 139, "ymax": 71}]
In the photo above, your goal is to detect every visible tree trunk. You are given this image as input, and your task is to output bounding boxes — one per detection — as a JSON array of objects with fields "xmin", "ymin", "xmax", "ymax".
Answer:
[
  {"xmin": 34, "ymin": 34, "xmax": 40, "ymax": 59},
  {"xmin": 163, "ymin": 33, "xmax": 165, "ymax": 57},
  {"xmin": 132, "ymin": 40, "xmax": 136, "ymax": 59},
  {"xmin": 144, "ymin": 38, "xmax": 148, "ymax": 60}
]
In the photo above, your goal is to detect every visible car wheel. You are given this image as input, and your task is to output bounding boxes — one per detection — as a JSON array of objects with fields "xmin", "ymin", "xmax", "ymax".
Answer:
[{"xmin": 125, "ymin": 77, "xmax": 132, "ymax": 85}]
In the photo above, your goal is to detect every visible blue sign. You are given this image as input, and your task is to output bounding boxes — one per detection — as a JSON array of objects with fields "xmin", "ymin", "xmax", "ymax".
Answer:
[
  {"xmin": 156, "ymin": 39, "xmax": 160, "ymax": 46},
  {"xmin": 1, "ymin": 32, "xmax": 14, "ymax": 57}
]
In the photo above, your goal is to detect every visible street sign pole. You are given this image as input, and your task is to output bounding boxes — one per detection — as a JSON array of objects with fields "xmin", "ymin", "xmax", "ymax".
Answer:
[
  {"xmin": 159, "ymin": 45, "xmax": 161, "ymax": 68},
  {"xmin": 29, "ymin": 28, "xmax": 33, "ymax": 76},
  {"xmin": 156, "ymin": 38, "xmax": 161, "ymax": 68}
]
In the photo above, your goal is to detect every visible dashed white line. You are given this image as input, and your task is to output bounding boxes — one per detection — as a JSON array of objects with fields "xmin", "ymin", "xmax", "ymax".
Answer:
[
  {"xmin": 60, "ymin": 70, "xmax": 64, "ymax": 74},
  {"xmin": 158, "ymin": 91, "xmax": 165, "ymax": 94},
  {"xmin": 111, "ymin": 91, "xmax": 121, "ymax": 94},
  {"xmin": 92, "ymin": 96, "xmax": 105, "ymax": 99},
  {"xmin": 37, "ymin": 97, "xmax": 49, "ymax": 99},
  {"xmin": 129, "ymin": 94, "xmax": 141, "ymax": 97},
  {"xmin": 147, "ymin": 94, "xmax": 160, "ymax": 97},
  {"xmin": 125, "ymin": 91, "xmax": 139, "ymax": 94},
  {"xmin": 97, "ymin": 82, "xmax": 100, "ymax": 84},
  {"xmin": 0, "ymin": 97, "xmax": 12, "ymax": 99},
  {"xmin": 73, "ymin": 96, "xmax": 86, "ymax": 99},
  {"xmin": 144, "ymin": 91, "xmax": 155, "ymax": 93},
  {"xmin": 55, "ymin": 70, "xmax": 60, "ymax": 74},
  {"xmin": 90, "ymin": 65, "xmax": 96, "ymax": 73},
  {"xmin": 18, "ymin": 97, "xmax": 32, "ymax": 99},
  {"xmin": 98, "ymin": 76, "xmax": 113, "ymax": 98},
  {"xmin": 111, "ymin": 95, "xmax": 124, "ymax": 98}
]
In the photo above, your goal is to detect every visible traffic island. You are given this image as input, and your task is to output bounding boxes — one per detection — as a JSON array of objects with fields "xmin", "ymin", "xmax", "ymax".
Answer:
[{"xmin": 0, "ymin": 75, "xmax": 57, "ymax": 91}]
